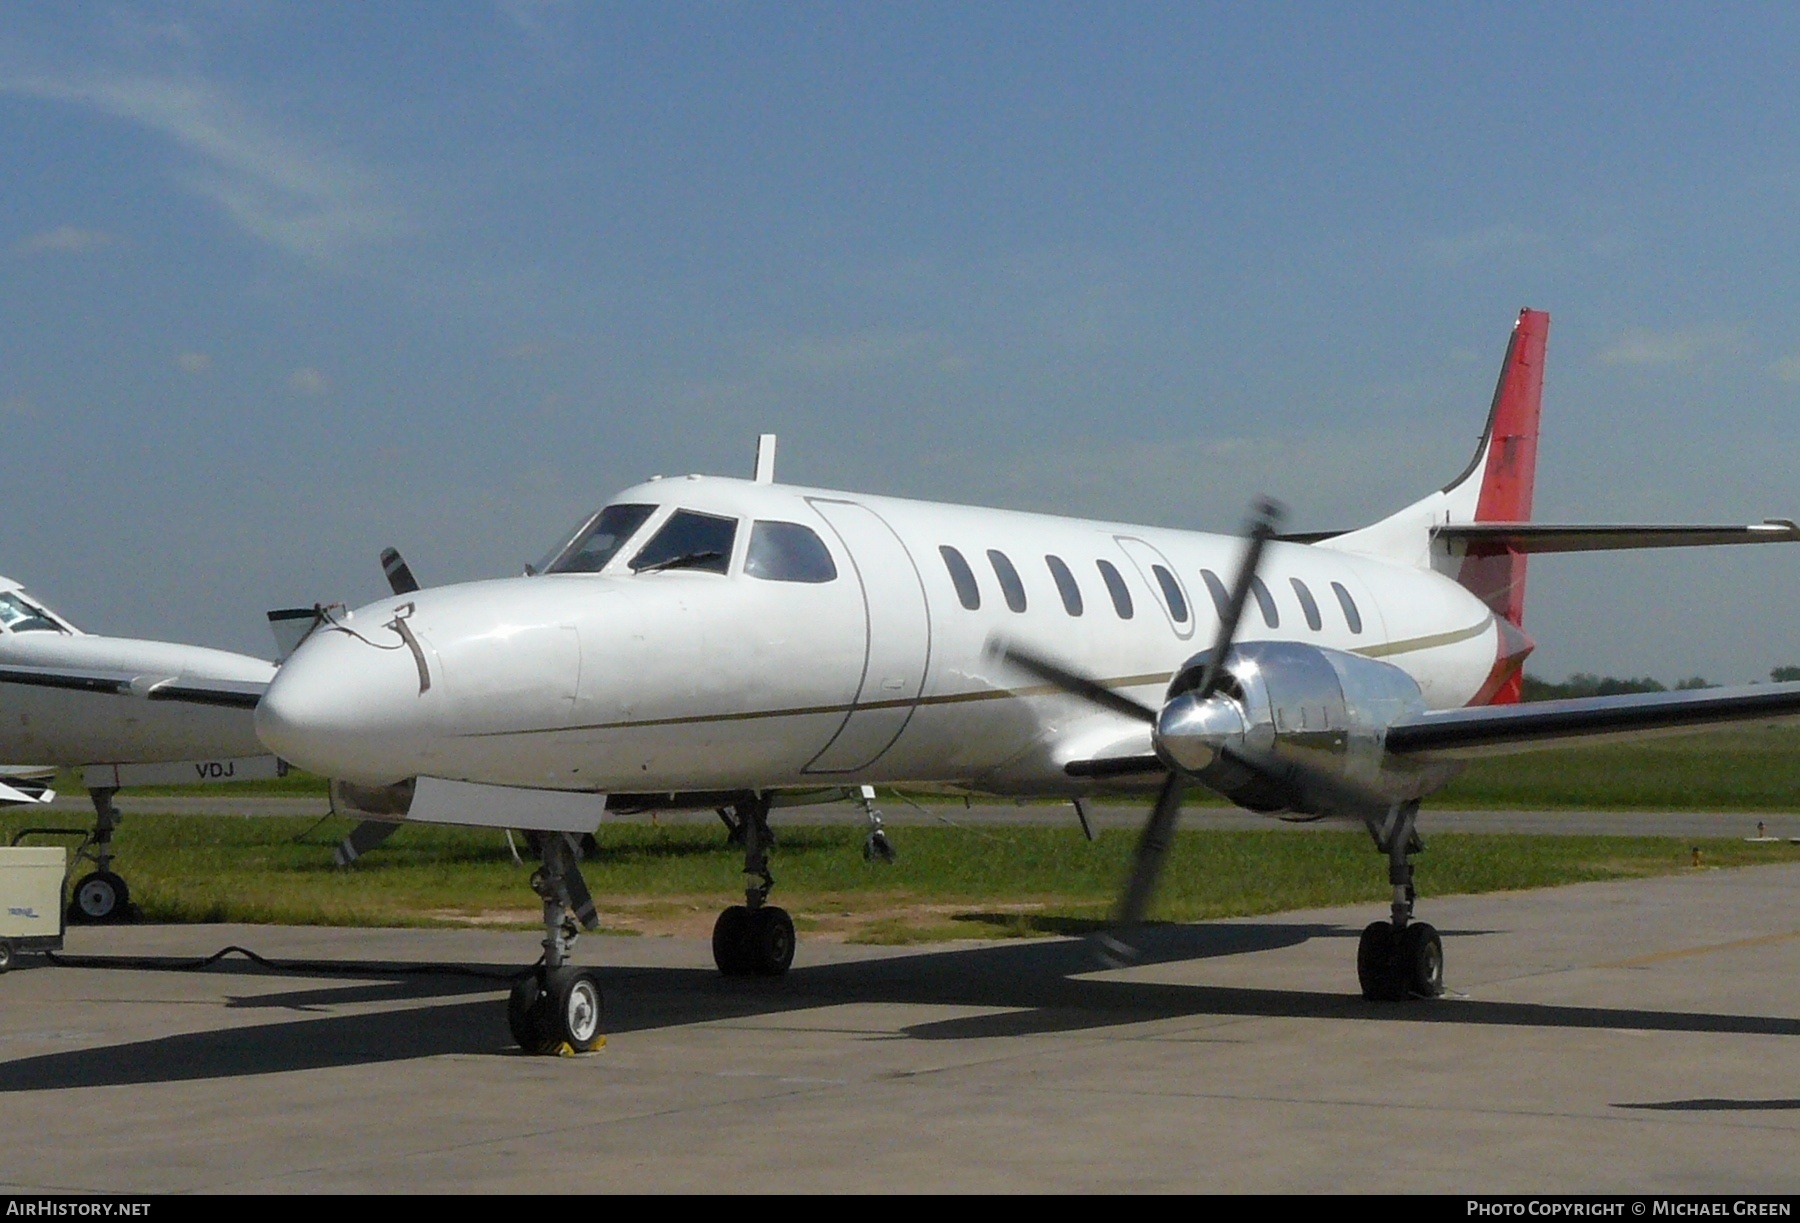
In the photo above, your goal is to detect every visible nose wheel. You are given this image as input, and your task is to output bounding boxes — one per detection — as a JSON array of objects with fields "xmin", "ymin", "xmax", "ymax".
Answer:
[{"xmin": 509, "ymin": 965, "xmax": 604, "ymax": 1055}]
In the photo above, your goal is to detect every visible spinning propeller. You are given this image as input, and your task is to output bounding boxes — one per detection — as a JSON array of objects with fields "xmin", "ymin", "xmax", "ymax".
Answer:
[{"xmin": 994, "ymin": 497, "xmax": 1391, "ymax": 935}]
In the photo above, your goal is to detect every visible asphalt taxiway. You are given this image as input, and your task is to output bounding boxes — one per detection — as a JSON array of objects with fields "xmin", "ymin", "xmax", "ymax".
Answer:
[{"xmin": 2, "ymin": 863, "xmax": 1797, "ymax": 1193}]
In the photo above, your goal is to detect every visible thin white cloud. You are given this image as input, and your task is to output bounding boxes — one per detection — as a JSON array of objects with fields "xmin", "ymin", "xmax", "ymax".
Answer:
[
  {"xmin": 0, "ymin": 66, "xmax": 407, "ymax": 264},
  {"xmin": 1420, "ymin": 224, "xmax": 1547, "ymax": 267},
  {"xmin": 1597, "ymin": 324, "xmax": 1746, "ymax": 367},
  {"xmin": 765, "ymin": 329, "xmax": 935, "ymax": 375},
  {"xmin": 12, "ymin": 224, "xmax": 117, "ymax": 256},
  {"xmin": 289, "ymin": 368, "xmax": 330, "ymax": 396}
]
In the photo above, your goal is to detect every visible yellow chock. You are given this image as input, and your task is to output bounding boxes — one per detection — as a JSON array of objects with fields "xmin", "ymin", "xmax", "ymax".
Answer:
[{"xmin": 1691, "ymin": 846, "xmax": 1703, "ymax": 867}]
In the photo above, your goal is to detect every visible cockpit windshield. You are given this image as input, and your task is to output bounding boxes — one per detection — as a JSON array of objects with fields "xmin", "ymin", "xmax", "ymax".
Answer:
[
  {"xmin": 539, "ymin": 504, "xmax": 658, "ymax": 574},
  {"xmin": 0, "ymin": 591, "xmax": 67, "ymax": 633},
  {"xmin": 629, "ymin": 509, "xmax": 737, "ymax": 575}
]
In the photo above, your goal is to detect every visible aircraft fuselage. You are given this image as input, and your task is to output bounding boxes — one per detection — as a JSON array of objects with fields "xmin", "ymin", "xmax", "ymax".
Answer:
[{"xmin": 256, "ymin": 476, "xmax": 1508, "ymax": 796}]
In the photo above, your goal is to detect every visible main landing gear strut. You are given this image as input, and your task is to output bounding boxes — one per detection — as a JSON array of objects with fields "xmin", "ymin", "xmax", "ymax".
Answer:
[
  {"xmin": 711, "ymin": 792, "xmax": 795, "ymax": 977},
  {"xmin": 1356, "ymin": 801, "xmax": 1445, "ymax": 1001},
  {"xmin": 507, "ymin": 832, "xmax": 605, "ymax": 1055}
]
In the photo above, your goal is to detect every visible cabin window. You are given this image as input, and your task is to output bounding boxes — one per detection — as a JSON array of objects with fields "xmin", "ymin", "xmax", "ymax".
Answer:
[
  {"xmin": 1045, "ymin": 555, "xmax": 1083, "ymax": 616},
  {"xmin": 541, "ymin": 503, "xmax": 657, "ymax": 574},
  {"xmin": 1200, "ymin": 569, "xmax": 1230, "ymax": 621},
  {"xmin": 1331, "ymin": 581, "xmax": 1364, "ymax": 634},
  {"xmin": 1290, "ymin": 577, "xmax": 1322, "ymax": 631},
  {"xmin": 987, "ymin": 550, "xmax": 1027, "ymax": 612},
  {"xmin": 1248, "ymin": 576, "xmax": 1279, "ymax": 628},
  {"xmin": 940, "ymin": 546, "xmax": 981, "ymax": 610},
  {"xmin": 1096, "ymin": 559, "xmax": 1134, "ymax": 619},
  {"xmin": 628, "ymin": 509, "xmax": 737, "ymax": 575},
  {"xmin": 0, "ymin": 592, "xmax": 64, "ymax": 633},
  {"xmin": 745, "ymin": 521, "xmax": 838, "ymax": 584},
  {"xmin": 1151, "ymin": 565, "xmax": 1189, "ymax": 624}
]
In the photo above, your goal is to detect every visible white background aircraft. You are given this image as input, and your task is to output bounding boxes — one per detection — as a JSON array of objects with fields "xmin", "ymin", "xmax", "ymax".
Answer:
[
  {"xmin": 0, "ymin": 577, "xmax": 280, "ymax": 921},
  {"xmin": 73, "ymin": 309, "xmax": 1800, "ymax": 1056}
]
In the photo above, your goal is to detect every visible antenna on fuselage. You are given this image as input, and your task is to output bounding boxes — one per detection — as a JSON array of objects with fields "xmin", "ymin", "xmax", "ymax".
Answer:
[{"xmin": 753, "ymin": 433, "xmax": 777, "ymax": 484}]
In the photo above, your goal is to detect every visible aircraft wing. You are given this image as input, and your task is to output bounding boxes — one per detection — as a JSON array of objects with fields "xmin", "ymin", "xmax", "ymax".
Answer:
[
  {"xmin": 0, "ymin": 663, "xmax": 266, "ymax": 709},
  {"xmin": 1385, "ymin": 682, "xmax": 1800, "ymax": 760}
]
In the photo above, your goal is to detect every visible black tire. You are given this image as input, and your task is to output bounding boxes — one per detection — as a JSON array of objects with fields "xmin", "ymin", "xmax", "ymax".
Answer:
[
  {"xmin": 746, "ymin": 906, "xmax": 796, "ymax": 977},
  {"xmin": 0, "ymin": 940, "xmax": 13, "ymax": 973},
  {"xmin": 508, "ymin": 972, "xmax": 558, "ymax": 1055},
  {"xmin": 713, "ymin": 905, "xmax": 753, "ymax": 976},
  {"xmin": 548, "ymin": 967, "xmax": 604, "ymax": 1052},
  {"xmin": 69, "ymin": 871, "xmax": 129, "ymax": 925},
  {"xmin": 1357, "ymin": 920, "xmax": 1405, "ymax": 1001},
  {"xmin": 1399, "ymin": 922, "xmax": 1445, "ymax": 997}
]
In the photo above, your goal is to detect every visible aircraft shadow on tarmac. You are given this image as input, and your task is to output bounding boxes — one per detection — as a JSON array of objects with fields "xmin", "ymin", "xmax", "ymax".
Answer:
[{"xmin": 2, "ymin": 920, "xmax": 1796, "ymax": 1092}]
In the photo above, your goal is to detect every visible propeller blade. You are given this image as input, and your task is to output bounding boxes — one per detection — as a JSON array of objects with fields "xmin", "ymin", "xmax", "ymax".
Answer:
[
  {"xmin": 1114, "ymin": 769, "xmax": 1186, "ymax": 926},
  {"xmin": 380, "ymin": 547, "xmax": 421, "ymax": 596},
  {"xmin": 1194, "ymin": 497, "xmax": 1283, "ymax": 699},
  {"xmin": 990, "ymin": 639, "xmax": 1159, "ymax": 725}
]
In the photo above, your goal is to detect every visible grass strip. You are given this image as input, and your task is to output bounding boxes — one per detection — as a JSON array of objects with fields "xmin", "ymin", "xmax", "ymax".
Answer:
[{"xmin": 6, "ymin": 810, "xmax": 1792, "ymax": 944}]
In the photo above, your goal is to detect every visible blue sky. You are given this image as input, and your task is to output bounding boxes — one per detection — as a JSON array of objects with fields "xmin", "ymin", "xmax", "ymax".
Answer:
[{"xmin": 4, "ymin": 3, "xmax": 1800, "ymax": 682}]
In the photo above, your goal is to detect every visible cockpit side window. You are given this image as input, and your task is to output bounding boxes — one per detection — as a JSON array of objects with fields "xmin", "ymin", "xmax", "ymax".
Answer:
[
  {"xmin": 541, "ymin": 504, "xmax": 657, "ymax": 574},
  {"xmin": 0, "ymin": 592, "xmax": 66, "ymax": 633},
  {"xmin": 745, "ymin": 521, "xmax": 838, "ymax": 583},
  {"xmin": 629, "ymin": 509, "xmax": 738, "ymax": 575}
]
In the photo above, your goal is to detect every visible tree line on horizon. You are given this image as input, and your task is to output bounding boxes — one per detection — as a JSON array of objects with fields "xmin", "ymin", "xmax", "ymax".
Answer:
[{"xmin": 1521, "ymin": 667, "xmax": 1800, "ymax": 701}]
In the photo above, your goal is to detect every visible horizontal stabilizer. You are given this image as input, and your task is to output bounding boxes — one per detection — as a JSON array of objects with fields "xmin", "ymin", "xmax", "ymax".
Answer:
[
  {"xmin": 1434, "ymin": 519, "xmax": 1800, "ymax": 554},
  {"xmin": 1387, "ymin": 682, "xmax": 1800, "ymax": 759},
  {"xmin": 0, "ymin": 778, "xmax": 55, "ymax": 805}
]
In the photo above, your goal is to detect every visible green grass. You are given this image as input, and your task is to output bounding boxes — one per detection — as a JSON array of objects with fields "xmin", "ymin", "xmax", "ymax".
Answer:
[
  {"xmin": 1434, "ymin": 726, "xmax": 1800, "ymax": 810},
  {"xmin": 6, "ymin": 809, "xmax": 1791, "ymax": 942}
]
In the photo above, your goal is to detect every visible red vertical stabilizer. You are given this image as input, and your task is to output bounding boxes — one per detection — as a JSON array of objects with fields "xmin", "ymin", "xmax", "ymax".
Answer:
[{"xmin": 1454, "ymin": 308, "xmax": 1548, "ymax": 702}]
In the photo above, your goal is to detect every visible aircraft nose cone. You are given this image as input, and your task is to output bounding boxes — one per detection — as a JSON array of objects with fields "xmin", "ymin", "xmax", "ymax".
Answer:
[{"xmin": 256, "ymin": 622, "xmax": 434, "ymax": 784}]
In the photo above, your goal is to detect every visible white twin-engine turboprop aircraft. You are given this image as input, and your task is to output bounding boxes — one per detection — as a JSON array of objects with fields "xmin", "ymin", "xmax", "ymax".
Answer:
[{"xmin": 88, "ymin": 307, "xmax": 1800, "ymax": 1055}]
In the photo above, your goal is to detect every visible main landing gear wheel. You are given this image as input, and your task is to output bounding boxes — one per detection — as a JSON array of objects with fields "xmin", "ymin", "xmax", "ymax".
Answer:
[
  {"xmin": 68, "ymin": 870, "xmax": 130, "ymax": 925},
  {"xmin": 509, "ymin": 966, "xmax": 604, "ymax": 1054},
  {"xmin": 712, "ymin": 905, "xmax": 795, "ymax": 977},
  {"xmin": 1357, "ymin": 920, "xmax": 1444, "ymax": 1001},
  {"xmin": 0, "ymin": 940, "xmax": 14, "ymax": 973}
]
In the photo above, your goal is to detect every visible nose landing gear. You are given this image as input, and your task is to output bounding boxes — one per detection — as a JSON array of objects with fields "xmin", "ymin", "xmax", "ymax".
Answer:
[
  {"xmin": 711, "ymin": 793, "xmax": 795, "ymax": 977},
  {"xmin": 66, "ymin": 788, "xmax": 135, "ymax": 925},
  {"xmin": 509, "ymin": 831, "xmax": 605, "ymax": 1055}
]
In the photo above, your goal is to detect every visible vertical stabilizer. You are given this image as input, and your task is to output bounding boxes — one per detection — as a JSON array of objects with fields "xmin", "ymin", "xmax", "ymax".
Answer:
[
  {"xmin": 1442, "ymin": 308, "xmax": 1547, "ymax": 629},
  {"xmin": 1318, "ymin": 308, "xmax": 1548, "ymax": 702}
]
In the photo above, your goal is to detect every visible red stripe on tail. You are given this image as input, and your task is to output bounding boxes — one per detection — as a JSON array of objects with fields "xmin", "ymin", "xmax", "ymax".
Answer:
[{"xmin": 1456, "ymin": 308, "xmax": 1548, "ymax": 703}]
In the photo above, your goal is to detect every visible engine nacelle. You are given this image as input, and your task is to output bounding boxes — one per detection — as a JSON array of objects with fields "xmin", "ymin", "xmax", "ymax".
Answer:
[{"xmin": 1155, "ymin": 641, "xmax": 1441, "ymax": 816}]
